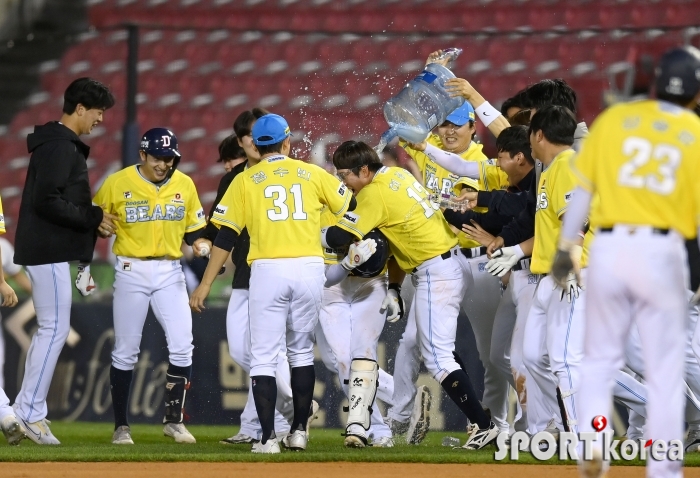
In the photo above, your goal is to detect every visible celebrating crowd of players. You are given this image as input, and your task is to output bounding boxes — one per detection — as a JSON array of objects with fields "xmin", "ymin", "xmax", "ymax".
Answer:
[{"xmin": 0, "ymin": 42, "xmax": 700, "ymax": 478}]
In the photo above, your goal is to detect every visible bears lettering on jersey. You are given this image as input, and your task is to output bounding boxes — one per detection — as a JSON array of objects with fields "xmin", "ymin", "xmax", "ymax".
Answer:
[{"xmin": 125, "ymin": 203, "xmax": 185, "ymax": 223}]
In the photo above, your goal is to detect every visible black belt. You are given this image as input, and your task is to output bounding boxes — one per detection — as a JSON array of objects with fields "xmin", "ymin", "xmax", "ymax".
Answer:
[
  {"xmin": 599, "ymin": 227, "xmax": 670, "ymax": 235},
  {"xmin": 412, "ymin": 248, "xmax": 458, "ymax": 273},
  {"xmin": 511, "ymin": 257, "xmax": 531, "ymax": 272},
  {"xmin": 460, "ymin": 246, "xmax": 487, "ymax": 259}
]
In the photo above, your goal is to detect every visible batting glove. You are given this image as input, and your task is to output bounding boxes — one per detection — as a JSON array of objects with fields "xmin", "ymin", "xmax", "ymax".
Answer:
[
  {"xmin": 341, "ymin": 238, "xmax": 377, "ymax": 271},
  {"xmin": 552, "ymin": 240, "xmax": 584, "ymax": 302},
  {"xmin": 381, "ymin": 283, "xmax": 405, "ymax": 323},
  {"xmin": 486, "ymin": 247, "xmax": 521, "ymax": 278},
  {"xmin": 75, "ymin": 264, "xmax": 96, "ymax": 297}
]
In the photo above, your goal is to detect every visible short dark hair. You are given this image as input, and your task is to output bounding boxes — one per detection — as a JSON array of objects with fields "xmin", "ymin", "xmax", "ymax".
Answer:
[
  {"xmin": 528, "ymin": 105, "xmax": 576, "ymax": 146},
  {"xmin": 233, "ymin": 107, "xmax": 270, "ymax": 139},
  {"xmin": 256, "ymin": 139, "xmax": 286, "ymax": 156},
  {"xmin": 496, "ymin": 125, "xmax": 534, "ymax": 164},
  {"xmin": 333, "ymin": 141, "xmax": 383, "ymax": 173},
  {"xmin": 500, "ymin": 89, "xmax": 528, "ymax": 117},
  {"xmin": 524, "ymin": 79, "xmax": 577, "ymax": 115},
  {"xmin": 382, "ymin": 146, "xmax": 399, "ymax": 162},
  {"xmin": 62, "ymin": 77, "xmax": 115, "ymax": 114},
  {"xmin": 217, "ymin": 134, "xmax": 245, "ymax": 162}
]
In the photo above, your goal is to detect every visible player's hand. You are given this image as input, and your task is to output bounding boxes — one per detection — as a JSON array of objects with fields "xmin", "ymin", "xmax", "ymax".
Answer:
[
  {"xmin": 0, "ymin": 281, "xmax": 18, "ymax": 307},
  {"xmin": 486, "ymin": 247, "xmax": 519, "ymax": 278},
  {"xmin": 462, "ymin": 220, "xmax": 496, "ymax": 247},
  {"xmin": 381, "ymin": 283, "xmax": 404, "ymax": 322},
  {"xmin": 556, "ymin": 271, "xmax": 581, "ymax": 303},
  {"xmin": 426, "ymin": 50, "xmax": 450, "ymax": 67},
  {"xmin": 486, "ymin": 236, "xmax": 505, "ymax": 258},
  {"xmin": 193, "ymin": 238, "xmax": 213, "ymax": 258},
  {"xmin": 75, "ymin": 264, "xmax": 96, "ymax": 296},
  {"xmin": 691, "ymin": 287, "xmax": 700, "ymax": 306},
  {"xmin": 189, "ymin": 283, "xmax": 211, "ymax": 313},
  {"xmin": 445, "ymin": 78, "xmax": 477, "ymax": 101},
  {"xmin": 403, "ymin": 140, "xmax": 428, "ymax": 152},
  {"xmin": 98, "ymin": 206, "xmax": 119, "ymax": 238},
  {"xmin": 341, "ymin": 238, "xmax": 377, "ymax": 271},
  {"xmin": 552, "ymin": 244, "xmax": 583, "ymax": 302}
]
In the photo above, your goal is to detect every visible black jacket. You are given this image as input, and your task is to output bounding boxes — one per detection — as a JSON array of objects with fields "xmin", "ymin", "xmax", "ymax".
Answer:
[
  {"xmin": 204, "ymin": 160, "xmax": 251, "ymax": 290},
  {"xmin": 14, "ymin": 122, "xmax": 103, "ymax": 265}
]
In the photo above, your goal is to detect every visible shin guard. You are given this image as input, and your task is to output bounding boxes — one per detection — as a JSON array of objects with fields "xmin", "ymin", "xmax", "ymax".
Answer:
[
  {"xmin": 163, "ymin": 373, "xmax": 190, "ymax": 424},
  {"xmin": 344, "ymin": 359, "xmax": 378, "ymax": 430}
]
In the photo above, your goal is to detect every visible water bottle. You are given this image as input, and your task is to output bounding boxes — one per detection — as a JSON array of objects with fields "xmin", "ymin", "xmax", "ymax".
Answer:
[
  {"xmin": 375, "ymin": 48, "xmax": 464, "ymax": 153},
  {"xmin": 429, "ymin": 191, "xmax": 469, "ymax": 213}
]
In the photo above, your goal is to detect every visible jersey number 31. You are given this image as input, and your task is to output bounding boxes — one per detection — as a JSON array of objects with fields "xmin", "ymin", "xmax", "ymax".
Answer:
[
  {"xmin": 618, "ymin": 137, "xmax": 680, "ymax": 195},
  {"xmin": 265, "ymin": 184, "xmax": 307, "ymax": 221}
]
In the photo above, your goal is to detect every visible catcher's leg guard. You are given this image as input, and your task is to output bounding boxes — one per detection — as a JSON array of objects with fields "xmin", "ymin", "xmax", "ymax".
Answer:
[
  {"xmin": 163, "ymin": 374, "xmax": 190, "ymax": 424},
  {"xmin": 344, "ymin": 359, "xmax": 378, "ymax": 430}
]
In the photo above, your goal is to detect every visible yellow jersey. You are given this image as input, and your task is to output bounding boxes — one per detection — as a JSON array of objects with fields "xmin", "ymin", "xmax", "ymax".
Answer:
[
  {"xmin": 531, "ymin": 149, "xmax": 593, "ymax": 274},
  {"xmin": 336, "ymin": 166, "xmax": 458, "ymax": 273},
  {"xmin": 0, "ymin": 194, "xmax": 5, "ymax": 234},
  {"xmin": 211, "ymin": 154, "xmax": 351, "ymax": 264},
  {"xmin": 93, "ymin": 166, "xmax": 205, "ymax": 259},
  {"xmin": 321, "ymin": 207, "xmax": 346, "ymax": 265},
  {"xmin": 573, "ymin": 99, "xmax": 700, "ymax": 238}
]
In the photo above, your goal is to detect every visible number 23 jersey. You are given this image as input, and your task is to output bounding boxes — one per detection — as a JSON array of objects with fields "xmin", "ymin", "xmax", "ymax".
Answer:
[
  {"xmin": 336, "ymin": 166, "xmax": 458, "ymax": 273},
  {"xmin": 573, "ymin": 99, "xmax": 700, "ymax": 238},
  {"xmin": 93, "ymin": 166, "xmax": 205, "ymax": 258},
  {"xmin": 211, "ymin": 155, "xmax": 351, "ymax": 264}
]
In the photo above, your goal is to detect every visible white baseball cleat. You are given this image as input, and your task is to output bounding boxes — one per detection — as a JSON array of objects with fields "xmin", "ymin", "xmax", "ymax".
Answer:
[
  {"xmin": 686, "ymin": 428, "xmax": 700, "ymax": 453},
  {"xmin": 344, "ymin": 424, "xmax": 368, "ymax": 448},
  {"xmin": 112, "ymin": 425, "xmax": 134, "ymax": 445},
  {"xmin": 406, "ymin": 385, "xmax": 431, "ymax": 444},
  {"xmin": 459, "ymin": 421, "xmax": 499, "ymax": 450},
  {"xmin": 220, "ymin": 432, "xmax": 255, "ymax": 445},
  {"xmin": 371, "ymin": 436, "xmax": 394, "ymax": 447},
  {"xmin": 163, "ymin": 423, "xmax": 196, "ymax": 443},
  {"xmin": 1, "ymin": 415, "xmax": 27, "ymax": 445},
  {"xmin": 251, "ymin": 439, "xmax": 281, "ymax": 454},
  {"xmin": 306, "ymin": 400, "xmax": 319, "ymax": 437},
  {"xmin": 17, "ymin": 417, "xmax": 60, "ymax": 445},
  {"xmin": 286, "ymin": 429, "xmax": 308, "ymax": 451}
]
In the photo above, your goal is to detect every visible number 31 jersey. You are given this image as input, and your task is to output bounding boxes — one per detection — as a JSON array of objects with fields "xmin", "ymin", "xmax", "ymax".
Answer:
[
  {"xmin": 336, "ymin": 166, "xmax": 458, "ymax": 273},
  {"xmin": 211, "ymin": 155, "xmax": 351, "ymax": 264},
  {"xmin": 573, "ymin": 99, "xmax": 700, "ymax": 238}
]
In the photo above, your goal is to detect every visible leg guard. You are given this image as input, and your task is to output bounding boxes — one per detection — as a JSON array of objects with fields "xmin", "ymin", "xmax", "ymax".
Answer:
[
  {"xmin": 344, "ymin": 359, "xmax": 378, "ymax": 430},
  {"xmin": 163, "ymin": 374, "xmax": 190, "ymax": 424},
  {"xmin": 556, "ymin": 386, "xmax": 578, "ymax": 433}
]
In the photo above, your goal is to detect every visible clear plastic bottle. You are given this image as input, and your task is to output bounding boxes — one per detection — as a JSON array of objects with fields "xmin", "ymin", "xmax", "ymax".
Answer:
[
  {"xmin": 430, "ymin": 192, "xmax": 469, "ymax": 213},
  {"xmin": 376, "ymin": 47, "xmax": 465, "ymax": 151},
  {"xmin": 442, "ymin": 436, "xmax": 462, "ymax": 447}
]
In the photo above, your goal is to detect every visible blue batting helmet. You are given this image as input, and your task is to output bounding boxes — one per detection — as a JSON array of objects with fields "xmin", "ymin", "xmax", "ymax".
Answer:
[
  {"xmin": 655, "ymin": 46, "xmax": 700, "ymax": 100},
  {"xmin": 351, "ymin": 229, "xmax": 390, "ymax": 278},
  {"xmin": 140, "ymin": 128, "xmax": 181, "ymax": 158}
]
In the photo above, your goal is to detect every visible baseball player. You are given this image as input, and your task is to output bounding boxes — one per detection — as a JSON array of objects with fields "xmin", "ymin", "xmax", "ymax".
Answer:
[
  {"xmin": 391, "ymin": 98, "xmax": 511, "ymax": 437},
  {"xmin": 190, "ymin": 113, "xmax": 355, "ymax": 454},
  {"xmin": 0, "ymin": 193, "xmax": 25, "ymax": 445},
  {"xmin": 553, "ymin": 46, "xmax": 700, "ymax": 478},
  {"xmin": 198, "ymin": 108, "xmax": 300, "ymax": 445},
  {"xmin": 0, "ymin": 237, "xmax": 31, "ymax": 389},
  {"xmin": 93, "ymin": 128, "xmax": 206, "ymax": 445},
  {"xmin": 322, "ymin": 140, "xmax": 499, "ymax": 449},
  {"xmin": 12, "ymin": 77, "xmax": 116, "ymax": 445}
]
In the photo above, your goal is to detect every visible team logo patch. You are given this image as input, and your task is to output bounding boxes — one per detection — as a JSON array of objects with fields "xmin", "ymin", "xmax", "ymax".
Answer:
[
  {"xmin": 122, "ymin": 262, "xmax": 132, "ymax": 271},
  {"xmin": 273, "ymin": 167, "xmax": 289, "ymax": 177},
  {"xmin": 389, "ymin": 180, "xmax": 400, "ymax": 191},
  {"xmin": 528, "ymin": 274, "xmax": 539, "ymax": 284},
  {"xmin": 343, "ymin": 212, "xmax": 359, "ymax": 224},
  {"xmin": 123, "ymin": 191, "xmax": 132, "ymax": 199},
  {"xmin": 214, "ymin": 205, "xmax": 228, "ymax": 216},
  {"xmin": 478, "ymin": 262, "xmax": 487, "ymax": 272},
  {"xmin": 564, "ymin": 190, "xmax": 573, "ymax": 203}
]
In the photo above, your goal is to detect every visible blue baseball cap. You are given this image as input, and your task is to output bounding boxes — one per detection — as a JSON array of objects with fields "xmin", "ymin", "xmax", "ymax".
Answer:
[
  {"xmin": 445, "ymin": 101, "xmax": 476, "ymax": 126},
  {"xmin": 252, "ymin": 114, "xmax": 292, "ymax": 146}
]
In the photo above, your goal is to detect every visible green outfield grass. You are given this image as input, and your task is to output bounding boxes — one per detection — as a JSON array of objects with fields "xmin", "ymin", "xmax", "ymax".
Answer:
[{"xmin": 0, "ymin": 422, "xmax": 697, "ymax": 466}]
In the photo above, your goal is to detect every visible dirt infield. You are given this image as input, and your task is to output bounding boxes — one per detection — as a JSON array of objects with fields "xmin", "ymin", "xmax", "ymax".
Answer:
[{"xmin": 4, "ymin": 462, "xmax": 699, "ymax": 478}]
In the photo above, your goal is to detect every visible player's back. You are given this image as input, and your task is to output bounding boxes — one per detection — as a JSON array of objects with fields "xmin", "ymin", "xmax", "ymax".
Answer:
[
  {"xmin": 574, "ymin": 99, "xmax": 700, "ymax": 238},
  {"xmin": 358, "ymin": 166, "xmax": 457, "ymax": 272},
  {"xmin": 235, "ymin": 155, "xmax": 350, "ymax": 263}
]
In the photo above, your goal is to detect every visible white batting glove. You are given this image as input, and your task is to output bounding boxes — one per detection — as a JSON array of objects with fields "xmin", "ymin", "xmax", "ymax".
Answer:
[
  {"xmin": 75, "ymin": 264, "xmax": 96, "ymax": 297},
  {"xmin": 341, "ymin": 238, "xmax": 377, "ymax": 271},
  {"xmin": 486, "ymin": 247, "xmax": 520, "ymax": 278},
  {"xmin": 381, "ymin": 283, "xmax": 405, "ymax": 323},
  {"xmin": 552, "ymin": 241, "xmax": 584, "ymax": 302}
]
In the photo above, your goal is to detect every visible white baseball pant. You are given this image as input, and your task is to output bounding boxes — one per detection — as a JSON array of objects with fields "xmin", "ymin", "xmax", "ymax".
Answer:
[
  {"xmin": 111, "ymin": 257, "xmax": 193, "ymax": 371},
  {"xmin": 319, "ymin": 274, "xmax": 391, "ymax": 439},
  {"xmin": 248, "ymin": 257, "xmax": 324, "ymax": 377},
  {"xmin": 226, "ymin": 289, "xmax": 293, "ymax": 438},
  {"xmin": 14, "ymin": 263, "xmax": 71, "ymax": 423},
  {"xmin": 0, "ymin": 386, "xmax": 12, "ymax": 420},
  {"xmin": 578, "ymin": 228, "xmax": 687, "ymax": 478}
]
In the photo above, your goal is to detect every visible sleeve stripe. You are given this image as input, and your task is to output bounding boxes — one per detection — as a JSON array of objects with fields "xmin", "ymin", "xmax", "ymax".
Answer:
[
  {"xmin": 332, "ymin": 191, "xmax": 351, "ymax": 216},
  {"xmin": 337, "ymin": 221, "xmax": 365, "ymax": 239},
  {"xmin": 185, "ymin": 220, "xmax": 206, "ymax": 232},
  {"xmin": 556, "ymin": 206, "xmax": 568, "ymax": 218},
  {"xmin": 480, "ymin": 162, "xmax": 488, "ymax": 191},
  {"xmin": 211, "ymin": 216, "xmax": 242, "ymax": 233}
]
